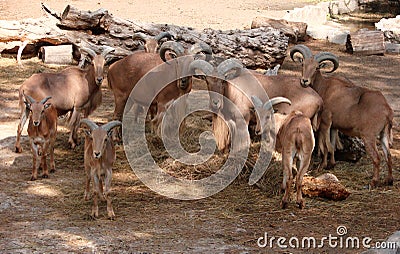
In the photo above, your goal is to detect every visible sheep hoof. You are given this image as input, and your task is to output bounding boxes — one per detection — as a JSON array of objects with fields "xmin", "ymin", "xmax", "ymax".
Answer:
[
  {"xmin": 42, "ymin": 174, "xmax": 49, "ymax": 179},
  {"xmin": 384, "ymin": 176, "xmax": 394, "ymax": 186},
  {"xmin": 370, "ymin": 179, "xmax": 379, "ymax": 189},
  {"xmin": 15, "ymin": 146, "xmax": 23, "ymax": 153},
  {"xmin": 50, "ymin": 169, "xmax": 56, "ymax": 173},
  {"xmin": 88, "ymin": 214, "xmax": 97, "ymax": 220},
  {"xmin": 108, "ymin": 214, "xmax": 115, "ymax": 220},
  {"xmin": 30, "ymin": 176, "xmax": 37, "ymax": 181},
  {"xmin": 326, "ymin": 162, "xmax": 336, "ymax": 170},
  {"xmin": 297, "ymin": 200, "xmax": 305, "ymax": 209},
  {"xmin": 90, "ymin": 212, "xmax": 98, "ymax": 220},
  {"xmin": 281, "ymin": 201, "xmax": 288, "ymax": 209}
]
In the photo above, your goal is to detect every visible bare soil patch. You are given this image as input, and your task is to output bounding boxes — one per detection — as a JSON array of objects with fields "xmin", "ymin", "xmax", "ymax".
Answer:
[{"xmin": 0, "ymin": 1, "xmax": 399, "ymax": 253}]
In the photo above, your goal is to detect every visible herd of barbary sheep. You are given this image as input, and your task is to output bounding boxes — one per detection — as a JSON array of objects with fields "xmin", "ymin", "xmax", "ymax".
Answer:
[{"xmin": 14, "ymin": 32, "xmax": 394, "ymax": 218}]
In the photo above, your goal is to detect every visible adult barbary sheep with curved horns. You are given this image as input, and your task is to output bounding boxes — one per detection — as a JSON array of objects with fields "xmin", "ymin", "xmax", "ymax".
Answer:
[
  {"xmin": 290, "ymin": 44, "xmax": 394, "ymax": 188},
  {"xmin": 24, "ymin": 94, "xmax": 58, "ymax": 181},
  {"xmin": 15, "ymin": 46, "xmax": 115, "ymax": 151},
  {"xmin": 132, "ymin": 32, "xmax": 173, "ymax": 53},
  {"xmin": 189, "ymin": 58, "xmax": 322, "ymax": 152},
  {"xmin": 80, "ymin": 119, "xmax": 122, "ymax": 220},
  {"xmin": 107, "ymin": 41, "xmax": 212, "ymax": 138}
]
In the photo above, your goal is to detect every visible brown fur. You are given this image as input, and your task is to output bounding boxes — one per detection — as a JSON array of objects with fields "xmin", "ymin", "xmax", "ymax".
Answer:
[
  {"xmin": 81, "ymin": 120, "xmax": 121, "ymax": 219},
  {"xmin": 300, "ymin": 56, "xmax": 394, "ymax": 188},
  {"xmin": 26, "ymin": 98, "xmax": 58, "ymax": 181},
  {"xmin": 276, "ymin": 112, "xmax": 314, "ymax": 209},
  {"xmin": 15, "ymin": 48, "xmax": 114, "ymax": 151},
  {"xmin": 205, "ymin": 68, "xmax": 322, "ymax": 152}
]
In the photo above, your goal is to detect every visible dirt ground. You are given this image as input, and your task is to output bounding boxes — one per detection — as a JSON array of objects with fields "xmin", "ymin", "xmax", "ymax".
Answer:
[{"xmin": 0, "ymin": 1, "xmax": 399, "ymax": 253}]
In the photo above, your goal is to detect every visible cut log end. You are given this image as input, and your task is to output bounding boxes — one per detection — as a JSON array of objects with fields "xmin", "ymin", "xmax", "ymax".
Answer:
[{"xmin": 346, "ymin": 29, "xmax": 385, "ymax": 55}]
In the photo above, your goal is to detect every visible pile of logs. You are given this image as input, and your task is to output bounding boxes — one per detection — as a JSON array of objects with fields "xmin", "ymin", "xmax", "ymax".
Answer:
[{"xmin": 0, "ymin": 4, "xmax": 291, "ymax": 69}]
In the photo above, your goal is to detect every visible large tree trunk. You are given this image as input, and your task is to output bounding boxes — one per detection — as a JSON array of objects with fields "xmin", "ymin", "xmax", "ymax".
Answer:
[{"xmin": 0, "ymin": 4, "xmax": 289, "ymax": 69}]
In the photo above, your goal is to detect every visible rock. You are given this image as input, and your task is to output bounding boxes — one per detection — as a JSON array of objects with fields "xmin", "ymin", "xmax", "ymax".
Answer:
[
  {"xmin": 375, "ymin": 15, "xmax": 400, "ymax": 44},
  {"xmin": 283, "ymin": 3, "xmax": 351, "ymax": 45},
  {"xmin": 307, "ymin": 22, "xmax": 350, "ymax": 45},
  {"xmin": 328, "ymin": 0, "xmax": 359, "ymax": 15}
]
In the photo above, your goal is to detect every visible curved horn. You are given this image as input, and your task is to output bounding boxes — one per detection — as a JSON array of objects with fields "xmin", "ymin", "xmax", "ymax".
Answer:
[
  {"xmin": 101, "ymin": 120, "xmax": 122, "ymax": 133},
  {"xmin": 132, "ymin": 32, "xmax": 148, "ymax": 42},
  {"xmin": 80, "ymin": 47, "xmax": 97, "ymax": 58},
  {"xmin": 189, "ymin": 59, "xmax": 214, "ymax": 76},
  {"xmin": 101, "ymin": 46, "xmax": 115, "ymax": 57},
  {"xmin": 40, "ymin": 96, "xmax": 52, "ymax": 104},
  {"xmin": 23, "ymin": 91, "xmax": 36, "ymax": 104},
  {"xmin": 217, "ymin": 58, "xmax": 243, "ymax": 79},
  {"xmin": 159, "ymin": 41, "xmax": 185, "ymax": 62},
  {"xmin": 314, "ymin": 52, "xmax": 339, "ymax": 73},
  {"xmin": 251, "ymin": 95, "xmax": 263, "ymax": 109},
  {"xmin": 80, "ymin": 118, "xmax": 99, "ymax": 131},
  {"xmin": 154, "ymin": 32, "xmax": 173, "ymax": 42},
  {"xmin": 263, "ymin": 97, "xmax": 292, "ymax": 111},
  {"xmin": 290, "ymin": 44, "xmax": 313, "ymax": 62},
  {"xmin": 188, "ymin": 42, "xmax": 213, "ymax": 62}
]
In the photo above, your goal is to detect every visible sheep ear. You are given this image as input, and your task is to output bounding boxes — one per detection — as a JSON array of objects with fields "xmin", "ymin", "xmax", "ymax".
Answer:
[
  {"xmin": 251, "ymin": 96, "xmax": 263, "ymax": 109},
  {"xmin": 24, "ymin": 100, "xmax": 31, "ymax": 110},
  {"xmin": 318, "ymin": 62, "xmax": 327, "ymax": 69}
]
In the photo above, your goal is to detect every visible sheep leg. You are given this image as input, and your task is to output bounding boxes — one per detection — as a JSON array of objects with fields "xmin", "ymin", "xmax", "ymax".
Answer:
[
  {"xmin": 15, "ymin": 107, "xmax": 29, "ymax": 153},
  {"xmin": 362, "ymin": 136, "xmax": 381, "ymax": 188},
  {"xmin": 317, "ymin": 114, "xmax": 334, "ymax": 171},
  {"xmin": 68, "ymin": 108, "xmax": 81, "ymax": 149},
  {"xmin": 104, "ymin": 168, "xmax": 115, "ymax": 220},
  {"xmin": 84, "ymin": 164, "xmax": 91, "ymax": 201},
  {"xmin": 380, "ymin": 129, "xmax": 393, "ymax": 186},
  {"xmin": 90, "ymin": 174, "xmax": 100, "ymax": 218},
  {"xmin": 41, "ymin": 142, "xmax": 49, "ymax": 178},
  {"xmin": 296, "ymin": 153, "xmax": 312, "ymax": 209},
  {"xmin": 281, "ymin": 150, "xmax": 294, "ymax": 209},
  {"xmin": 30, "ymin": 141, "xmax": 39, "ymax": 181},
  {"xmin": 328, "ymin": 128, "xmax": 338, "ymax": 166},
  {"xmin": 331, "ymin": 129, "xmax": 343, "ymax": 150},
  {"xmin": 49, "ymin": 136, "xmax": 56, "ymax": 173}
]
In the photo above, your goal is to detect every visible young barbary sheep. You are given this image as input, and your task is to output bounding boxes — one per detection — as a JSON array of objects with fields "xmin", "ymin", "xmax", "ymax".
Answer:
[
  {"xmin": 252, "ymin": 96, "xmax": 315, "ymax": 209},
  {"xmin": 24, "ymin": 94, "xmax": 57, "ymax": 181},
  {"xmin": 80, "ymin": 119, "xmax": 122, "ymax": 219}
]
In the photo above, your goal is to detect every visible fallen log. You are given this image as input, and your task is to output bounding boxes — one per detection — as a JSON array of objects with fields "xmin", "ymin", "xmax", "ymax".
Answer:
[
  {"xmin": 0, "ymin": 4, "xmax": 289, "ymax": 69},
  {"xmin": 251, "ymin": 17, "xmax": 308, "ymax": 43},
  {"xmin": 302, "ymin": 173, "xmax": 351, "ymax": 201},
  {"xmin": 346, "ymin": 29, "xmax": 385, "ymax": 55}
]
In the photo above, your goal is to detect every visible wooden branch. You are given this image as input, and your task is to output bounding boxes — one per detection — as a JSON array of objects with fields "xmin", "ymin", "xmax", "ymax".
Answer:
[{"xmin": 17, "ymin": 40, "xmax": 29, "ymax": 67}]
